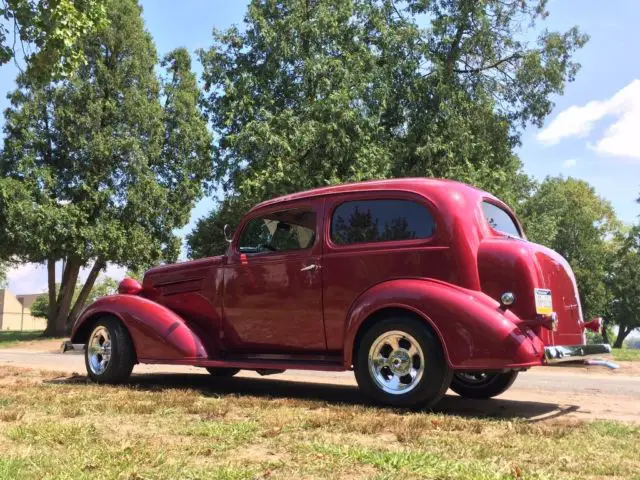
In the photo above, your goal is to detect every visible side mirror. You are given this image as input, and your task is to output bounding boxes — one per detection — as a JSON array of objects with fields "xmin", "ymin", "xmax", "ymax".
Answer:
[{"xmin": 223, "ymin": 224, "xmax": 234, "ymax": 244}]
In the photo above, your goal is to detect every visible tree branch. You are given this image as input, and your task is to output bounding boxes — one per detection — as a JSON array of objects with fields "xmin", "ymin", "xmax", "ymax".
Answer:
[
  {"xmin": 67, "ymin": 258, "xmax": 105, "ymax": 328},
  {"xmin": 453, "ymin": 53, "xmax": 522, "ymax": 74}
]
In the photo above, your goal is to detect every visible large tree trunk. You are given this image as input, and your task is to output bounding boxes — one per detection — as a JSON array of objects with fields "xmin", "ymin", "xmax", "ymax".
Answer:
[
  {"xmin": 613, "ymin": 325, "xmax": 634, "ymax": 349},
  {"xmin": 66, "ymin": 258, "xmax": 105, "ymax": 330},
  {"xmin": 54, "ymin": 258, "xmax": 81, "ymax": 335},
  {"xmin": 43, "ymin": 257, "xmax": 81, "ymax": 337},
  {"xmin": 601, "ymin": 318, "xmax": 611, "ymax": 345},
  {"xmin": 43, "ymin": 258, "xmax": 59, "ymax": 337}
]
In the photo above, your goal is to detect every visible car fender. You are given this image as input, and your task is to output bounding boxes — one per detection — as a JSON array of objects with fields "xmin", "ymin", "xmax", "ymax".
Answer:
[
  {"xmin": 71, "ymin": 294, "xmax": 209, "ymax": 361},
  {"xmin": 343, "ymin": 278, "xmax": 544, "ymax": 370}
]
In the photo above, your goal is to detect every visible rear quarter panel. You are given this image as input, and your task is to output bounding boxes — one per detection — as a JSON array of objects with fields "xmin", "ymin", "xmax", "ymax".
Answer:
[{"xmin": 343, "ymin": 279, "xmax": 544, "ymax": 370}]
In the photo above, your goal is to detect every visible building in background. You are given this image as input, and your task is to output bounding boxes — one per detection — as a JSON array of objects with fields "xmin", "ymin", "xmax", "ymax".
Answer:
[{"xmin": 0, "ymin": 289, "xmax": 46, "ymax": 331}]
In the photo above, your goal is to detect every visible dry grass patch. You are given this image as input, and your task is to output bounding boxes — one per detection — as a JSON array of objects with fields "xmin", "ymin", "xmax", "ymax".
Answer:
[{"xmin": 0, "ymin": 367, "xmax": 638, "ymax": 479}]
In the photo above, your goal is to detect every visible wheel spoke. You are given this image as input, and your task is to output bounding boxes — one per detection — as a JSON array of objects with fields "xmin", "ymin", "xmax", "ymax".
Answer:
[
  {"xmin": 386, "ymin": 335, "xmax": 401, "ymax": 351},
  {"xmin": 372, "ymin": 355, "xmax": 388, "ymax": 370},
  {"xmin": 368, "ymin": 330, "xmax": 425, "ymax": 395},
  {"xmin": 386, "ymin": 374, "xmax": 401, "ymax": 390}
]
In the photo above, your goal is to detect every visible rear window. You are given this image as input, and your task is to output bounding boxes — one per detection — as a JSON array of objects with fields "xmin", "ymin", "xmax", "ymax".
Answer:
[
  {"xmin": 482, "ymin": 201, "xmax": 522, "ymax": 238},
  {"xmin": 331, "ymin": 199, "xmax": 435, "ymax": 245}
]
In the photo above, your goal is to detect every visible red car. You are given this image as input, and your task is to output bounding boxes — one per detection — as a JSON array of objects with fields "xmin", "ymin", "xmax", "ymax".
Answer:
[{"xmin": 63, "ymin": 178, "xmax": 611, "ymax": 408}]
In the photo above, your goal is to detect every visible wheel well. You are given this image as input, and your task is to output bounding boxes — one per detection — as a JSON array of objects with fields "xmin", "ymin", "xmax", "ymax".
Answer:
[
  {"xmin": 351, "ymin": 307, "xmax": 445, "ymax": 366},
  {"xmin": 72, "ymin": 313, "xmax": 137, "ymax": 360}
]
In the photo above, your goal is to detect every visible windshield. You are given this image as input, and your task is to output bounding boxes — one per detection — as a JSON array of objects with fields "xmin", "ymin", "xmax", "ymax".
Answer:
[{"xmin": 482, "ymin": 201, "xmax": 522, "ymax": 238}]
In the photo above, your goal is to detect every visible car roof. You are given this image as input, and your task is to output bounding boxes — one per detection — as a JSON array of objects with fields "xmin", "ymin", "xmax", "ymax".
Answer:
[{"xmin": 249, "ymin": 177, "xmax": 493, "ymax": 213}]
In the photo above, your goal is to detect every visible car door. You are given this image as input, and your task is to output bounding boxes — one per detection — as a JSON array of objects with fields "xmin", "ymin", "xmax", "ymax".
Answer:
[{"xmin": 221, "ymin": 199, "xmax": 326, "ymax": 353}]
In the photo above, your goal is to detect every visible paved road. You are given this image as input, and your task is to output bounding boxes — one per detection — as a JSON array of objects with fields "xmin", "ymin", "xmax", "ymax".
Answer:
[{"xmin": 2, "ymin": 348, "xmax": 639, "ymax": 422}]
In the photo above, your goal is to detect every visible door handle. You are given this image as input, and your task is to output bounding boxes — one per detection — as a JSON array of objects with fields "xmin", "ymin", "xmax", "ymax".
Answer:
[{"xmin": 300, "ymin": 264, "xmax": 320, "ymax": 272}]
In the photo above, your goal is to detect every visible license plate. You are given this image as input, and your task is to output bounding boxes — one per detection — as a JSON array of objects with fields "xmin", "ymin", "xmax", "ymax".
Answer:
[{"xmin": 534, "ymin": 288, "xmax": 553, "ymax": 315}]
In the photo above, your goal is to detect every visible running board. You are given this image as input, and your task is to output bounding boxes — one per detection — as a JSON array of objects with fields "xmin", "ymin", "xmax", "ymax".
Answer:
[{"xmin": 139, "ymin": 355, "xmax": 348, "ymax": 372}]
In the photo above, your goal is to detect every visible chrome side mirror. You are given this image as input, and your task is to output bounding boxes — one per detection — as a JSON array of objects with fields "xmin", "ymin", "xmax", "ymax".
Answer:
[{"xmin": 223, "ymin": 224, "xmax": 234, "ymax": 244}]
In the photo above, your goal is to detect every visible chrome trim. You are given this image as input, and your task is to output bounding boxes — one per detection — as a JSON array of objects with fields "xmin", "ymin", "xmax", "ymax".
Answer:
[
  {"xmin": 544, "ymin": 344, "xmax": 611, "ymax": 364},
  {"xmin": 87, "ymin": 326, "xmax": 112, "ymax": 375},
  {"xmin": 60, "ymin": 341, "xmax": 86, "ymax": 354}
]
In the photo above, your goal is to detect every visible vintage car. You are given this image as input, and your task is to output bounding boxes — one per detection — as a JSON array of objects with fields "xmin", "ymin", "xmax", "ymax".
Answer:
[{"xmin": 63, "ymin": 178, "xmax": 611, "ymax": 408}]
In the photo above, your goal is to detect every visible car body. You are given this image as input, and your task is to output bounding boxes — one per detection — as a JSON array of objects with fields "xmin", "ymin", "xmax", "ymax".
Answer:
[{"xmin": 64, "ymin": 178, "xmax": 611, "ymax": 407}]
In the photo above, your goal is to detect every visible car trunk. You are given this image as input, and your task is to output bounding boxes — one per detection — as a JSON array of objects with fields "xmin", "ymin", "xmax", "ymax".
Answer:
[{"xmin": 478, "ymin": 238, "xmax": 585, "ymax": 346}]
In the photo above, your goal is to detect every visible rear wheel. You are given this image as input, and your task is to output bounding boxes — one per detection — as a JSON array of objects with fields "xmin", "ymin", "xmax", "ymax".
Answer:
[
  {"xmin": 85, "ymin": 317, "xmax": 135, "ymax": 384},
  {"xmin": 354, "ymin": 316, "xmax": 452, "ymax": 409},
  {"xmin": 206, "ymin": 367, "xmax": 241, "ymax": 377},
  {"xmin": 450, "ymin": 371, "xmax": 518, "ymax": 399}
]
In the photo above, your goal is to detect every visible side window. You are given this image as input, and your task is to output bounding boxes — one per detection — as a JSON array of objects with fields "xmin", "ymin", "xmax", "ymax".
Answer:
[
  {"xmin": 331, "ymin": 199, "xmax": 435, "ymax": 246},
  {"xmin": 481, "ymin": 201, "xmax": 522, "ymax": 238},
  {"xmin": 238, "ymin": 209, "xmax": 316, "ymax": 254}
]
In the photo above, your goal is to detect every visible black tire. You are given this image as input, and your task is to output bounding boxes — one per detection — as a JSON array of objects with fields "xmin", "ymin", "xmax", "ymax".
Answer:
[
  {"xmin": 354, "ymin": 316, "xmax": 452, "ymax": 409},
  {"xmin": 85, "ymin": 317, "xmax": 135, "ymax": 384},
  {"xmin": 206, "ymin": 367, "xmax": 241, "ymax": 377},
  {"xmin": 450, "ymin": 371, "xmax": 518, "ymax": 399}
]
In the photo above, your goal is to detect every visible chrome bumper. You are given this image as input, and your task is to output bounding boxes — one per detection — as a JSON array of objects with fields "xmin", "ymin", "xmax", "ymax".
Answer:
[
  {"xmin": 61, "ymin": 341, "xmax": 85, "ymax": 354},
  {"xmin": 544, "ymin": 344, "xmax": 612, "ymax": 364}
]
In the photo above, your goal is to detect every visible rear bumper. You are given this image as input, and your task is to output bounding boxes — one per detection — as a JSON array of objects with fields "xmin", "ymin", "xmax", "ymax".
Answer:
[{"xmin": 544, "ymin": 343, "xmax": 611, "ymax": 364}]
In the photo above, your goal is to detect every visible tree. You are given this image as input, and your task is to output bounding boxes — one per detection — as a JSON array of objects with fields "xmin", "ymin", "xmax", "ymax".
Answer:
[
  {"xmin": 0, "ymin": 0, "xmax": 213, "ymax": 336},
  {"xmin": 519, "ymin": 177, "xmax": 619, "ymax": 321},
  {"xmin": 190, "ymin": 0, "xmax": 585, "ymax": 250},
  {"xmin": 604, "ymin": 226, "xmax": 640, "ymax": 348},
  {"xmin": 1, "ymin": 0, "xmax": 107, "ymax": 82},
  {"xmin": 30, "ymin": 276, "xmax": 118, "ymax": 319}
]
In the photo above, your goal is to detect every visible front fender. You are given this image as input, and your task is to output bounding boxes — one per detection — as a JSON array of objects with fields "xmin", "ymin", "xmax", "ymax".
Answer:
[
  {"xmin": 343, "ymin": 279, "xmax": 544, "ymax": 370},
  {"xmin": 71, "ymin": 295, "xmax": 209, "ymax": 361}
]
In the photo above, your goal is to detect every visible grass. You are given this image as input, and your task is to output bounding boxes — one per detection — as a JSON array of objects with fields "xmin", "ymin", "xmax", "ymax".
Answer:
[
  {"xmin": 612, "ymin": 348, "xmax": 640, "ymax": 362},
  {"xmin": 0, "ymin": 330, "xmax": 47, "ymax": 348},
  {"xmin": 0, "ymin": 367, "xmax": 638, "ymax": 479}
]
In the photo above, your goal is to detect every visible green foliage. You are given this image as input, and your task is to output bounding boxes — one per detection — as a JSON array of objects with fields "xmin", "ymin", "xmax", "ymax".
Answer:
[
  {"xmin": 605, "ymin": 226, "xmax": 640, "ymax": 347},
  {"xmin": 190, "ymin": 0, "xmax": 585, "ymax": 256},
  {"xmin": 0, "ymin": 0, "xmax": 212, "ymax": 268},
  {"xmin": 0, "ymin": 0, "xmax": 212, "ymax": 335},
  {"xmin": 29, "ymin": 293, "xmax": 49, "ymax": 319},
  {"xmin": 187, "ymin": 199, "xmax": 244, "ymax": 259},
  {"xmin": 0, "ymin": 0, "xmax": 108, "ymax": 82},
  {"xmin": 519, "ymin": 177, "xmax": 619, "ymax": 320}
]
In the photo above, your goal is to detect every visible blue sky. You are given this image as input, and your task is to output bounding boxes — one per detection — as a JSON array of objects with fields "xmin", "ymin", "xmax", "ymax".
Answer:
[{"xmin": 5, "ymin": 0, "xmax": 640, "ymax": 292}]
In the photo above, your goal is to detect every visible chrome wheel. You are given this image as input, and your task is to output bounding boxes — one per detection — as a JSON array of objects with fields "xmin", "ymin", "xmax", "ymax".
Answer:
[
  {"xmin": 368, "ymin": 330, "xmax": 425, "ymax": 395},
  {"xmin": 88, "ymin": 326, "xmax": 112, "ymax": 375}
]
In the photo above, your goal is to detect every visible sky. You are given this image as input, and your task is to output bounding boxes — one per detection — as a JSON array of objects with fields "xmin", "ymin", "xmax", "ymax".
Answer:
[{"xmin": 4, "ymin": 0, "xmax": 640, "ymax": 294}]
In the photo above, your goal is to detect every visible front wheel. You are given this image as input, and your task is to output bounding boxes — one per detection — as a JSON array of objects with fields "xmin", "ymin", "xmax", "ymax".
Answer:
[
  {"xmin": 354, "ymin": 316, "xmax": 452, "ymax": 409},
  {"xmin": 450, "ymin": 371, "xmax": 518, "ymax": 399},
  {"xmin": 85, "ymin": 317, "xmax": 135, "ymax": 384}
]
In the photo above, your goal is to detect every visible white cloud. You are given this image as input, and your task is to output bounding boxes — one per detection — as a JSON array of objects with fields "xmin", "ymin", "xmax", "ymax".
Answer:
[
  {"xmin": 562, "ymin": 158, "xmax": 577, "ymax": 169},
  {"xmin": 6, "ymin": 262, "xmax": 128, "ymax": 295},
  {"xmin": 537, "ymin": 79, "xmax": 640, "ymax": 159}
]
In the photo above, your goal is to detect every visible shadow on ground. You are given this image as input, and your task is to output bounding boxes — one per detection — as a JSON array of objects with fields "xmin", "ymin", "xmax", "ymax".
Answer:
[{"xmin": 48, "ymin": 372, "xmax": 579, "ymax": 422}]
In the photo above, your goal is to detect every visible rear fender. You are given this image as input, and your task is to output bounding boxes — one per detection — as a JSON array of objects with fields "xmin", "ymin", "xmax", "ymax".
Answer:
[
  {"xmin": 71, "ymin": 294, "xmax": 209, "ymax": 361},
  {"xmin": 343, "ymin": 279, "xmax": 544, "ymax": 370}
]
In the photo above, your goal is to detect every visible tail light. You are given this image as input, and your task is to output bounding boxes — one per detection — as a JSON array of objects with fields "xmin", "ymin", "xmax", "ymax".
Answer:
[{"xmin": 581, "ymin": 317, "xmax": 603, "ymax": 333}]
